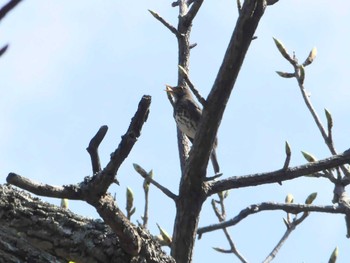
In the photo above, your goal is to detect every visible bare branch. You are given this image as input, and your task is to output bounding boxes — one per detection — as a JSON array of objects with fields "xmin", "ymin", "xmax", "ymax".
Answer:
[
  {"xmin": 178, "ymin": 65, "xmax": 206, "ymax": 106},
  {"xmin": 262, "ymin": 224, "xmax": 293, "ymax": 263},
  {"xmin": 172, "ymin": 1, "xmax": 267, "ymax": 261},
  {"xmin": 88, "ymin": 95, "xmax": 151, "ymax": 193},
  {"xmin": 182, "ymin": 0, "xmax": 204, "ymax": 27},
  {"xmin": 208, "ymin": 151, "xmax": 350, "ymax": 195},
  {"xmin": 198, "ymin": 202, "xmax": 348, "ymax": 236},
  {"xmin": 0, "ymin": 0, "xmax": 22, "ymax": 22},
  {"xmin": 6, "ymin": 173, "xmax": 83, "ymax": 199},
  {"xmin": 148, "ymin": 9, "xmax": 180, "ymax": 37},
  {"xmin": 0, "ymin": 44, "xmax": 9, "ymax": 57},
  {"xmin": 86, "ymin": 125, "xmax": 108, "ymax": 174},
  {"xmin": 187, "ymin": 0, "xmax": 266, "ymax": 183},
  {"xmin": 136, "ymin": 168, "xmax": 178, "ymax": 201},
  {"xmin": 211, "ymin": 194, "xmax": 248, "ymax": 263}
]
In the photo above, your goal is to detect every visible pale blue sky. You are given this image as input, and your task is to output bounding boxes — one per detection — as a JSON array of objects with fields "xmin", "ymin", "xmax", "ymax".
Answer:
[{"xmin": 1, "ymin": 0, "xmax": 350, "ymax": 262}]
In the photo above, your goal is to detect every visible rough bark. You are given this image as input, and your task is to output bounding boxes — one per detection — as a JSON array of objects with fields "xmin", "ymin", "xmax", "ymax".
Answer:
[{"xmin": 0, "ymin": 184, "xmax": 174, "ymax": 263}]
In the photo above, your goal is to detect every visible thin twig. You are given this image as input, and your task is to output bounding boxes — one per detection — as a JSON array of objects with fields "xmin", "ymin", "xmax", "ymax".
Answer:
[
  {"xmin": 142, "ymin": 170, "xmax": 152, "ymax": 228},
  {"xmin": 178, "ymin": 65, "xmax": 206, "ymax": 106},
  {"xmin": 86, "ymin": 125, "xmax": 108, "ymax": 174},
  {"xmin": 296, "ymin": 75, "xmax": 350, "ymax": 178},
  {"xmin": 262, "ymin": 225, "xmax": 293, "ymax": 263},
  {"xmin": 148, "ymin": 9, "xmax": 180, "ymax": 37},
  {"xmin": 210, "ymin": 194, "xmax": 248, "ymax": 263},
  {"xmin": 0, "ymin": 44, "xmax": 9, "ymax": 57},
  {"xmin": 137, "ymin": 171, "xmax": 178, "ymax": 201},
  {"xmin": 143, "ymin": 185, "xmax": 149, "ymax": 227},
  {"xmin": 263, "ymin": 212, "xmax": 308, "ymax": 263}
]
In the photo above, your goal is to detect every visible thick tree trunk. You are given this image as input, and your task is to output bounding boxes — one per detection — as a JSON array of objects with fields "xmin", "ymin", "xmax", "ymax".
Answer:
[{"xmin": 0, "ymin": 184, "xmax": 174, "ymax": 263}]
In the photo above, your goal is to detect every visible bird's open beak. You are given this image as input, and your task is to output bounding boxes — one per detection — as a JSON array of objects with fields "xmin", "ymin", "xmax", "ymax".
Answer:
[{"xmin": 165, "ymin": 85, "xmax": 174, "ymax": 93}]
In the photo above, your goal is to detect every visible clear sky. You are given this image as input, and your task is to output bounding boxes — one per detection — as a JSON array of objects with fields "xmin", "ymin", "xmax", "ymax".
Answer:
[{"xmin": 1, "ymin": 0, "xmax": 350, "ymax": 262}]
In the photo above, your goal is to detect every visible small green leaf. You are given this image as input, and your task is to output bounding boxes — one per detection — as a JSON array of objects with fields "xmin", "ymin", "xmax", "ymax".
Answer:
[
  {"xmin": 328, "ymin": 246, "xmax": 338, "ymax": 263},
  {"xmin": 285, "ymin": 193, "xmax": 294, "ymax": 204},
  {"xmin": 305, "ymin": 192, "xmax": 317, "ymax": 204},
  {"xmin": 301, "ymin": 151, "xmax": 317, "ymax": 162}
]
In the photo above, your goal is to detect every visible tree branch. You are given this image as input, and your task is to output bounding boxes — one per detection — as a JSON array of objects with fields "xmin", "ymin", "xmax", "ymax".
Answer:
[
  {"xmin": 182, "ymin": 0, "xmax": 204, "ymax": 27},
  {"xmin": 0, "ymin": 0, "xmax": 22, "ymax": 22},
  {"xmin": 148, "ymin": 9, "xmax": 180, "ymax": 37},
  {"xmin": 187, "ymin": 0, "xmax": 266, "ymax": 183},
  {"xmin": 178, "ymin": 65, "xmax": 206, "ymax": 107},
  {"xmin": 0, "ymin": 44, "xmax": 9, "ymax": 57},
  {"xmin": 171, "ymin": 1, "xmax": 267, "ymax": 262},
  {"xmin": 7, "ymin": 95, "xmax": 151, "ymax": 256},
  {"xmin": 6, "ymin": 173, "xmax": 83, "ymax": 199},
  {"xmin": 197, "ymin": 202, "xmax": 348, "ymax": 237},
  {"xmin": 135, "ymin": 165, "xmax": 178, "ymax": 200},
  {"xmin": 86, "ymin": 95, "xmax": 151, "ymax": 194},
  {"xmin": 86, "ymin": 125, "xmax": 108, "ymax": 174},
  {"xmin": 207, "ymin": 151, "xmax": 350, "ymax": 195}
]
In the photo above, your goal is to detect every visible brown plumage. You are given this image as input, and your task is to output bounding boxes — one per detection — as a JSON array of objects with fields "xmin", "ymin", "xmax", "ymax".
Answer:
[{"xmin": 166, "ymin": 85, "xmax": 220, "ymax": 174}]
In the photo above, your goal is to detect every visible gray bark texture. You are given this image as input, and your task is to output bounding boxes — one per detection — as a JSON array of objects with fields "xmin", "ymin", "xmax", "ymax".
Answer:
[{"xmin": 0, "ymin": 184, "xmax": 175, "ymax": 263}]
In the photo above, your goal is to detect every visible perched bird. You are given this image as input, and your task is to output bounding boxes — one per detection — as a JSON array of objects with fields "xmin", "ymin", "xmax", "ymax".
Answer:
[{"xmin": 165, "ymin": 85, "xmax": 220, "ymax": 174}]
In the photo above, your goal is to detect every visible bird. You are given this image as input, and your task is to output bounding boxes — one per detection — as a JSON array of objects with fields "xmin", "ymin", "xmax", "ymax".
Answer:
[{"xmin": 165, "ymin": 85, "xmax": 220, "ymax": 174}]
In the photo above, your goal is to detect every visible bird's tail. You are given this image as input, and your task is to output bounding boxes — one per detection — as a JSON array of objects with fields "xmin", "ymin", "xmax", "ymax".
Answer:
[{"xmin": 210, "ymin": 149, "xmax": 220, "ymax": 174}]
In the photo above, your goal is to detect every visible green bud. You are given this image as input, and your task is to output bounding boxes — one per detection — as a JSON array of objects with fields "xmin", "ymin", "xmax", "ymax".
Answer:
[
  {"xmin": 143, "ymin": 170, "xmax": 153, "ymax": 192},
  {"xmin": 273, "ymin": 37, "xmax": 293, "ymax": 63},
  {"xmin": 303, "ymin": 47, "xmax": 317, "ymax": 66},
  {"xmin": 305, "ymin": 192, "xmax": 317, "ymax": 204},
  {"xmin": 285, "ymin": 193, "xmax": 294, "ymax": 204},
  {"xmin": 61, "ymin": 198, "xmax": 69, "ymax": 209},
  {"xmin": 328, "ymin": 246, "xmax": 338, "ymax": 263},
  {"xmin": 325, "ymin": 108, "xmax": 333, "ymax": 129},
  {"xmin": 133, "ymin": 163, "xmax": 147, "ymax": 176},
  {"xmin": 126, "ymin": 187, "xmax": 134, "ymax": 211},
  {"xmin": 285, "ymin": 141, "xmax": 291, "ymax": 156},
  {"xmin": 157, "ymin": 223, "xmax": 172, "ymax": 246},
  {"xmin": 301, "ymin": 151, "xmax": 317, "ymax": 162}
]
